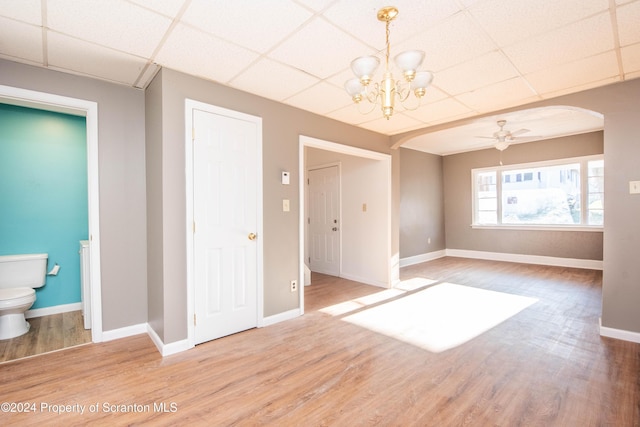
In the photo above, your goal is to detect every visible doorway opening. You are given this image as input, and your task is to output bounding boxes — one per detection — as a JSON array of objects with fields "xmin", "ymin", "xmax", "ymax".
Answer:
[
  {"xmin": 0, "ymin": 85, "xmax": 103, "ymax": 351},
  {"xmin": 299, "ymin": 135, "xmax": 395, "ymax": 314}
]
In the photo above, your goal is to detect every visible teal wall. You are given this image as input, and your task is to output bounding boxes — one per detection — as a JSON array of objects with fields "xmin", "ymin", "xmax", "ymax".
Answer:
[{"xmin": 0, "ymin": 103, "xmax": 88, "ymax": 309}]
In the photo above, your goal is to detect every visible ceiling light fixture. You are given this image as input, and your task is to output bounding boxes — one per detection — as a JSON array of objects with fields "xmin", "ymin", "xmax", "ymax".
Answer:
[{"xmin": 344, "ymin": 6, "xmax": 433, "ymax": 120}]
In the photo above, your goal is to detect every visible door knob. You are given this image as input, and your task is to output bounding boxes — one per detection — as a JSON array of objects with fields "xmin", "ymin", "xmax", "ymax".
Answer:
[
  {"xmin": 248, "ymin": 232, "xmax": 257, "ymax": 241},
  {"xmin": 332, "ymin": 227, "xmax": 338, "ymax": 231}
]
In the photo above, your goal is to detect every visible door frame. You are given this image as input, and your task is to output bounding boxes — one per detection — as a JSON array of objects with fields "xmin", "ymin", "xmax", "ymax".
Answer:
[
  {"xmin": 298, "ymin": 135, "xmax": 394, "ymax": 315},
  {"xmin": 0, "ymin": 84, "xmax": 103, "ymax": 342},
  {"xmin": 185, "ymin": 99, "xmax": 264, "ymax": 348}
]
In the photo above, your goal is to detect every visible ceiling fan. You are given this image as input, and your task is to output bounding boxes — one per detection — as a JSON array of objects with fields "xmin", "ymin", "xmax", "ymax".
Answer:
[{"xmin": 478, "ymin": 119, "xmax": 530, "ymax": 151}]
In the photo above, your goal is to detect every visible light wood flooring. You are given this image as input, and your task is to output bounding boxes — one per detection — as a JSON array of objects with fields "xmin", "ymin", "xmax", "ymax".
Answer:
[
  {"xmin": 0, "ymin": 310, "xmax": 92, "ymax": 363},
  {"xmin": 1, "ymin": 258, "xmax": 638, "ymax": 426}
]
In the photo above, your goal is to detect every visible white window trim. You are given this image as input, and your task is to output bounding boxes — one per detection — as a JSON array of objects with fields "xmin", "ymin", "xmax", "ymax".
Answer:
[{"xmin": 471, "ymin": 154, "xmax": 604, "ymax": 230}]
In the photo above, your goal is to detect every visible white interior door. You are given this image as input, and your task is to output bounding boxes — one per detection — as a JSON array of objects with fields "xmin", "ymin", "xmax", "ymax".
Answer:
[
  {"xmin": 308, "ymin": 166, "xmax": 340, "ymax": 276},
  {"xmin": 193, "ymin": 108, "xmax": 261, "ymax": 344}
]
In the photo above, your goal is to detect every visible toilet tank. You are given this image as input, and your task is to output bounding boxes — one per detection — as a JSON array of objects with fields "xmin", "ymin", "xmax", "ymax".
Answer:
[{"xmin": 0, "ymin": 254, "xmax": 48, "ymax": 289}]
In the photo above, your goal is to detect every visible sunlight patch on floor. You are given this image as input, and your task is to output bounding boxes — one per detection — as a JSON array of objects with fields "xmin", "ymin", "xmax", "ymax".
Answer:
[
  {"xmin": 319, "ymin": 289, "xmax": 405, "ymax": 316},
  {"xmin": 342, "ymin": 283, "xmax": 538, "ymax": 353},
  {"xmin": 319, "ymin": 277, "xmax": 438, "ymax": 317}
]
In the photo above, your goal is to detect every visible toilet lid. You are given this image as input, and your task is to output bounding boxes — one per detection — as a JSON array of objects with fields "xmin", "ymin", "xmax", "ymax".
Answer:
[{"xmin": 0, "ymin": 287, "xmax": 35, "ymax": 300}]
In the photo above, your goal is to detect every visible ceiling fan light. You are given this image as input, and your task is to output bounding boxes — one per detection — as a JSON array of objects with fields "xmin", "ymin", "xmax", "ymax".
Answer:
[
  {"xmin": 394, "ymin": 50, "xmax": 425, "ymax": 80},
  {"xmin": 350, "ymin": 56, "xmax": 380, "ymax": 86},
  {"xmin": 495, "ymin": 140, "xmax": 509, "ymax": 151},
  {"xmin": 344, "ymin": 78, "xmax": 364, "ymax": 102}
]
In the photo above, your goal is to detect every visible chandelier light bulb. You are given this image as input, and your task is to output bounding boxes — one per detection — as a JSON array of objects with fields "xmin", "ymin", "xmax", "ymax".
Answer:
[
  {"xmin": 344, "ymin": 78, "xmax": 364, "ymax": 102},
  {"xmin": 394, "ymin": 50, "xmax": 425, "ymax": 81},
  {"xmin": 350, "ymin": 56, "xmax": 380, "ymax": 86}
]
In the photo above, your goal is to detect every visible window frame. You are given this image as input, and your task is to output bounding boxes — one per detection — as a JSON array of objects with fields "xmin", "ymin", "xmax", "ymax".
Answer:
[{"xmin": 471, "ymin": 154, "xmax": 604, "ymax": 231}]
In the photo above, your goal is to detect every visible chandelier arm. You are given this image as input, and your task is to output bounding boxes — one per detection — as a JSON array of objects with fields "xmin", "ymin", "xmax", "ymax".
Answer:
[
  {"xmin": 396, "ymin": 81, "xmax": 412, "ymax": 102},
  {"xmin": 364, "ymin": 83, "xmax": 380, "ymax": 104}
]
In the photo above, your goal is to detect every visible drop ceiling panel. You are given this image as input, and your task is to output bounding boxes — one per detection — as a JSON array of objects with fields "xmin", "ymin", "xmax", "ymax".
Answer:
[
  {"xmin": 268, "ymin": 17, "xmax": 374, "ymax": 79},
  {"xmin": 0, "ymin": 0, "xmax": 41, "ymax": 25},
  {"xmin": 295, "ymin": 0, "xmax": 337, "ymax": 12},
  {"xmin": 394, "ymin": 12, "xmax": 497, "ymax": 73},
  {"xmin": 324, "ymin": 0, "xmax": 461, "ymax": 49},
  {"xmin": 47, "ymin": 0, "xmax": 172, "ymax": 58},
  {"xmin": 0, "ymin": 16, "xmax": 42, "ymax": 63},
  {"xmin": 182, "ymin": 0, "xmax": 313, "ymax": 53},
  {"xmin": 358, "ymin": 112, "xmax": 425, "ymax": 135},
  {"xmin": 47, "ymin": 32, "xmax": 147, "ymax": 85},
  {"xmin": 456, "ymin": 77, "xmax": 539, "ymax": 112},
  {"xmin": 285, "ymin": 81, "xmax": 352, "ymax": 115},
  {"xmin": 503, "ymin": 12, "xmax": 614, "ymax": 74},
  {"xmin": 434, "ymin": 51, "xmax": 519, "ymax": 95},
  {"xmin": 622, "ymin": 43, "xmax": 640, "ymax": 75},
  {"xmin": 617, "ymin": 1, "xmax": 640, "ymax": 46},
  {"xmin": 230, "ymin": 58, "xmax": 318, "ymax": 102},
  {"xmin": 128, "ymin": 0, "xmax": 187, "ymax": 17},
  {"xmin": 469, "ymin": 0, "xmax": 609, "ymax": 46},
  {"xmin": 327, "ymin": 103, "xmax": 377, "ymax": 125},
  {"xmin": 404, "ymin": 97, "xmax": 473, "ymax": 125},
  {"xmin": 155, "ymin": 23, "xmax": 259, "ymax": 84},
  {"xmin": 525, "ymin": 51, "xmax": 619, "ymax": 95}
]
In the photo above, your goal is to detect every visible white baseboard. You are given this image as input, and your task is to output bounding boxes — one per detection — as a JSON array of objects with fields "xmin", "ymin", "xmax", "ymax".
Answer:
[
  {"xmin": 102, "ymin": 323, "xmax": 147, "ymax": 342},
  {"xmin": 444, "ymin": 249, "xmax": 603, "ymax": 270},
  {"xmin": 146, "ymin": 324, "xmax": 191, "ymax": 357},
  {"xmin": 25, "ymin": 302, "xmax": 82, "ymax": 319},
  {"xmin": 339, "ymin": 272, "xmax": 388, "ymax": 288},
  {"xmin": 399, "ymin": 250, "xmax": 447, "ymax": 267},
  {"xmin": 599, "ymin": 318, "xmax": 640, "ymax": 344},
  {"xmin": 261, "ymin": 308, "xmax": 301, "ymax": 327}
]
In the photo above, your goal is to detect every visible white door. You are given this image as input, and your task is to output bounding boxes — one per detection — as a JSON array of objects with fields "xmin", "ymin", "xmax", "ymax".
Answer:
[
  {"xmin": 193, "ymin": 108, "xmax": 261, "ymax": 344},
  {"xmin": 308, "ymin": 166, "xmax": 340, "ymax": 276}
]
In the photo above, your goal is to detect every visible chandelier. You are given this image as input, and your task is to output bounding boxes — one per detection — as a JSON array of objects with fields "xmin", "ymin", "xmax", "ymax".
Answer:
[{"xmin": 344, "ymin": 6, "xmax": 433, "ymax": 120}]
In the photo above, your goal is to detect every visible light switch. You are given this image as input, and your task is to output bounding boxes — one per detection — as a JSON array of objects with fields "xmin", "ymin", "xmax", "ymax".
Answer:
[
  {"xmin": 283, "ymin": 199, "xmax": 290, "ymax": 212},
  {"xmin": 630, "ymin": 181, "xmax": 640, "ymax": 194}
]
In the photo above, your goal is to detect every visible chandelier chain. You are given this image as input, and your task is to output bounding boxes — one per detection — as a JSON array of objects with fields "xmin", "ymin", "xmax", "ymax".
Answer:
[{"xmin": 385, "ymin": 19, "xmax": 391, "ymax": 72}]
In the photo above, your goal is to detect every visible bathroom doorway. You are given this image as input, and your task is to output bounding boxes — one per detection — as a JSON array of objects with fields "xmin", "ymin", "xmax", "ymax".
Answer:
[{"xmin": 0, "ymin": 85, "xmax": 102, "ymax": 362}]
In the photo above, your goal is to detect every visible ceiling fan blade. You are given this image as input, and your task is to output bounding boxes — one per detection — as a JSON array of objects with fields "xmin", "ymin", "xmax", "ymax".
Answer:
[
  {"xmin": 510, "ymin": 128, "xmax": 530, "ymax": 137},
  {"xmin": 475, "ymin": 136, "xmax": 496, "ymax": 139}
]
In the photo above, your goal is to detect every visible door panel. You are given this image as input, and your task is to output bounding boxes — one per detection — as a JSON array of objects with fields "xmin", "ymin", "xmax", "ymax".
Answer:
[
  {"xmin": 308, "ymin": 166, "xmax": 340, "ymax": 276},
  {"xmin": 193, "ymin": 108, "xmax": 259, "ymax": 344}
]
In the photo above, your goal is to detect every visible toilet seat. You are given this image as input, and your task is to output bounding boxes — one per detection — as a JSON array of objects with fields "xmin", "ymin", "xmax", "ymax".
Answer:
[{"xmin": 0, "ymin": 287, "xmax": 36, "ymax": 309}]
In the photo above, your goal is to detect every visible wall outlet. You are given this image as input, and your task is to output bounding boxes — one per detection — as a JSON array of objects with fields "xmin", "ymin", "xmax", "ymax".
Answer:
[{"xmin": 290, "ymin": 279, "xmax": 297, "ymax": 292}]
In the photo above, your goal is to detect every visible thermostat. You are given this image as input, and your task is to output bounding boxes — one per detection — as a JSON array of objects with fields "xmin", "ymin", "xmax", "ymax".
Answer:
[{"xmin": 282, "ymin": 171, "xmax": 290, "ymax": 185}]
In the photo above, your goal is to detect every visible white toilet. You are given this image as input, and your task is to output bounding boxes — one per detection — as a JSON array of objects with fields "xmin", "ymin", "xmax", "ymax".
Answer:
[{"xmin": 0, "ymin": 254, "xmax": 48, "ymax": 340}]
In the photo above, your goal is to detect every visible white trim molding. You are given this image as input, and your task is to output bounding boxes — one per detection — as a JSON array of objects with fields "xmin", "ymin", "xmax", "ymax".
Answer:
[
  {"xmin": 600, "ymin": 318, "xmax": 640, "ymax": 344},
  {"xmin": 261, "ymin": 308, "xmax": 301, "ymax": 327},
  {"xmin": 147, "ymin": 325, "xmax": 191, "ymax": 357},
  {"xmin": 26, "ymin": 302, "xmax": 82, "ymax": 319},
  {"xmin": 102, "ymin": 323, "xmax": 147, "ymax": 342},
  {"xmin": 399, "ymin": 250, "xmax": 447, "ymax": 267},
  {"xmin": 445, "ymin": 249, "xmax": 603, "ymax": 270}
]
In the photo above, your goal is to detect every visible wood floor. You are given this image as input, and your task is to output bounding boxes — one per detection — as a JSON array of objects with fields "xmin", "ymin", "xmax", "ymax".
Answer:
[
  {"xmin": 0, "ymin": 310, "xmax": 92, "ymax": 363},
  {"xmin": 1, "ymin": 258, "xmax": 638, "ymax": 426}
]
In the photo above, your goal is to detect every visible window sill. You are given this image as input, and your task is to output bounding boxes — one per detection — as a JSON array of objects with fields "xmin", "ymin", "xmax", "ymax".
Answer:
[{"xmin": 471, "ymin": 225, "xmax": 603, "ymax": 232}]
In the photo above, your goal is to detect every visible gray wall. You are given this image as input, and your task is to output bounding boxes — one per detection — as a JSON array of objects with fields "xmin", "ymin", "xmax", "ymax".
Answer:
[
  {"xmin": 148, "ymin": 68, "xmax": 394, "ymax": 343},
  {"xmin": 394, "ymin": 78, "xmax": 640, "ymax": 335},
  {"xmin": 0, "ymin": 59, "xmax": 148, "ymax": 332},
  {"xmin": 443, "ymin": 132, "xmax": 604, "ymax": 260},
  {"xmin": 399, "ymin": 148, "xmax": 445, "ymax": 258}
]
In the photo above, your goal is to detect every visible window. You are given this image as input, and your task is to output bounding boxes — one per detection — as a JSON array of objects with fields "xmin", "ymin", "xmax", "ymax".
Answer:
[{"xmin": 472, "ymin": 155, "xmax": 603, "ymax": 228}]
